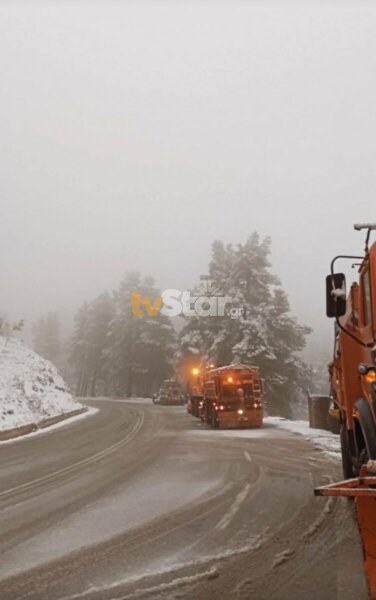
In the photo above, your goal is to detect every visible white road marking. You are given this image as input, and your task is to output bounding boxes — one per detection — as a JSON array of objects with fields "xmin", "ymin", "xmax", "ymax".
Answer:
[
  {"xmin": 244, "ymin": 450, "xmax": 252, "ymax": 462},
  {"xmin": 216, "ymin": 483, "xmax": 252, "ymax": 530},
  {"xmin": 0, "ymin": 410, "xmax": 144, "ymax": 500}
]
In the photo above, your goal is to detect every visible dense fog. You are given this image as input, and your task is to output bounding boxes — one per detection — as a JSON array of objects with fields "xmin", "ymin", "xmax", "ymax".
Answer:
[{"xmin": 2, "ymin": 1, "xmax": 376, "ymax": 363}]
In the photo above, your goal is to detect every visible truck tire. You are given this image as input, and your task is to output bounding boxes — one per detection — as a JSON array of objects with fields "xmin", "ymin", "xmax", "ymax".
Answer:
[
  {"xmin": 211, "ymin": 413, "xmax": 218, "ymax": 429},
  {"xmin": 191, "ymin": 399, "xmax": 197, "ymax": 417},
  {"xmin": 354, "ymin": 399, "xmax": 376, "ymax": 461},
  {"xmin": 340, "ymin": 425, "xmax": 353, "ymax": 479}
]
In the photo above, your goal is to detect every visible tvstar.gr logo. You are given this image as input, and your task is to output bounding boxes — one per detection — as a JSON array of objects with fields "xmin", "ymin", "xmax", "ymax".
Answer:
[{"xmin": 131, "ymin": 280, "xmax": 243, "ymax": 319}]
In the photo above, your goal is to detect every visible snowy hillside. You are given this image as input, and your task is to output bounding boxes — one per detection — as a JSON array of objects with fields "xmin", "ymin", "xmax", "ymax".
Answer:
[{"xmin": 0, "ymin": 336, "xmax": 84, "ymax": 432}]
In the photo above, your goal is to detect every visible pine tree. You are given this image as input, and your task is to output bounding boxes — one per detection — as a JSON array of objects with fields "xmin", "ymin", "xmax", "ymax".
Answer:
[
  {"xmin": 32, "ymin": 312, "xmax": 60, "ymax": 363},
  {"xmin": 69, "ymin": 295, "xmax": 114, "ymax": 397},
  {"xmin": 0, "ymin": 318, "xmax": 24, "ymax": 343},
  {"xmin": 86, "ymin": 292, "xmax": 114, "ymax": 396},
  {"xmin": 108, "ymin": 272, "xmax": 176, "ymax": 397},
  {"xmin": 178, "ymin": 234, "xmax": 311, "ymax": 417},
  {"xmin": 69, "ymin": 302, "xmax": 91, "ymax": 396}
]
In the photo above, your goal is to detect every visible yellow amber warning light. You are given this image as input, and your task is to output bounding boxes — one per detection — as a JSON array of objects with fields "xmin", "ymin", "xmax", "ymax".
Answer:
[{"xmin": 365, "ymin": 370, "xmax": 376, "ymax": 384}]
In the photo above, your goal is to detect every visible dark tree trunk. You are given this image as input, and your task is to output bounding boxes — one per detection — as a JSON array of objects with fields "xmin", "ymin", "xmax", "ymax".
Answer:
[{"xmin": 126, "ymin": 367, "xmax": 133, "ymax": 398}]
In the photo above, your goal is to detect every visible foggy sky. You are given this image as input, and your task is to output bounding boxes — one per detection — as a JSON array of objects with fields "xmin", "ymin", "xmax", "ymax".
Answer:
[{"xmin": 1, "ymin": 1, "xmax": 376, "ymax": 355}]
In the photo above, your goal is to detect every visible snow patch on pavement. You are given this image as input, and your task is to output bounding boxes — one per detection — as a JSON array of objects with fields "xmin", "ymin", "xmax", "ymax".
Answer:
[
  {"xmin": 187, "ymin": 426, "xmax": 277, "ymax": 440},
  {"xmin": 216, "ymin": 483, "xmax": 252, "ymax": 530},
  {"xmin": 58, "ymin": 539, "xmax": 264, "ymax": 600},
  {"xmin": 115, "ymin": 567, "xmax": 219, "ymax": 599},
  {"xmin": 0, "ymin": 336, "xmax": 84, "ymax": 431},
  {"xmin": 203, "ymin": 415, "xmax": 341, "ymax": 460},
  {"xmin": 265, "ymin": 416, "xmax": 341, "ymax": 459}
]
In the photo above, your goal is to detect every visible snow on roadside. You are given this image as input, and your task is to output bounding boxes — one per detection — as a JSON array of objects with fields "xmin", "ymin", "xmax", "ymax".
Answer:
[
  {"xmin": 0, "ymin": 336, "xmax": 84, "ymax": 432},
  {"xmin": 265, "ymin": 416, "xmax": 341, "ymax": 460}
]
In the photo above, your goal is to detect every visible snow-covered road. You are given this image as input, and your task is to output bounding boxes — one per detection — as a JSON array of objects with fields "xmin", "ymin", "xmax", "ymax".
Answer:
[{"xmin": 0, "ymin": 399, "xmax": 368, "ymax": 600}]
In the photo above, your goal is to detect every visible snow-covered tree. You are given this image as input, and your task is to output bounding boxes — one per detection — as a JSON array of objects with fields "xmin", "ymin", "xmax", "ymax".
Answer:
[
  {"xmin": 108, "ymin": 273, "xmax": 176, "ymax": 397},
  {"xmin": 69, "ymin": 274, "xmax": 176, "ymax": 398},
  {"xmin": 0, "ymin": 317, "xmax": 24, "ymax": 341},
  {"xmin": 69, "ymin": 302, "xmax": 91, "ymax": 396},
  {"xmin": 69, "ymin": 294, "xmax": 114, "ymax": 397},
  {"xmin": 233, "ymin": 286, "xmax": 311, "ymax": 416},
  {"xmin": 178, "ymin": 234, "xmax": 311, "ymax": 416}
]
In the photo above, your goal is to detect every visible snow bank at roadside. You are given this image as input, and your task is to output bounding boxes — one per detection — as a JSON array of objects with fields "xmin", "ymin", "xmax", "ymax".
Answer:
[
  {"xmin": 0, "ymin": 336, "xmax": 84, "ymax": 432},
  {"xmin": 265, "ymin": 416, "xmax": 341, "ymax": 459}
]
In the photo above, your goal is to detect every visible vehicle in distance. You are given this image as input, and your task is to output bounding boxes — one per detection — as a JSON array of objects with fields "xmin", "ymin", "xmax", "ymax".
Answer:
[{"xmin": 153, "ymin": 379, "xmax": 184, "ymax": 406}]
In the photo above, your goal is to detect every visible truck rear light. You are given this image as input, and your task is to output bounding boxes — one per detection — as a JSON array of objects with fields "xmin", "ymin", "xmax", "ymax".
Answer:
[{"xmin": 219, "ymin": 405, "xmax": 224, "ymax": 410}]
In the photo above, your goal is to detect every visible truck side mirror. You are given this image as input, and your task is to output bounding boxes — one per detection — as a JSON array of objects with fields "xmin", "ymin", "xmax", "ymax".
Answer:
[{"xmin": 326, "ymin": 273, "xmax": 347, "ymax": 318}]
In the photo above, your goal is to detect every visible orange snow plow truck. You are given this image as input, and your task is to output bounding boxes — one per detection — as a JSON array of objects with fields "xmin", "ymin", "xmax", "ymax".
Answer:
[
  {"xmin": 326, "ymin": 223, "xmax": 376, "ymax": 477},
  {"xmin": 189, "ymin": 363, "xmax": 264, "ymax": 429},
  {"xmin": 316, "ymin": 224, "xmax": 376, "ymax": 600}
]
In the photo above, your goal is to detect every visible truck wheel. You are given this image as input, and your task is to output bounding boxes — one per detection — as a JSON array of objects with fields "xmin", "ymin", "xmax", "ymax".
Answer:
[
  {"xmin": 192, "ymin": 400, "xmax": 197, "ymax": 417},
  {"xmin": 211, "ymin": 414, "xmax": 218, "ymax": 429},
  {"xmin": 340, "ymin": 425, "xmax": 354, "ymax": 479},
  {"xmin": 355, "ymin": 399, "xmax": 376, "ymax": 462}
]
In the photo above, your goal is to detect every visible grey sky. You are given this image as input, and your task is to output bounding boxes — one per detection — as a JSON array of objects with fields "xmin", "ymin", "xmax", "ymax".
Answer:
[{"xmin": 1, "ymin": 1, "xmax": 376, "ymax": 354}]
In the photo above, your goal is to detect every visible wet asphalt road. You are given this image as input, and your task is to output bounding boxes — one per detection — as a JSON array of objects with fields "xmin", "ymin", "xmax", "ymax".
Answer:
[{"xmin": 0, "ymin": 399, "xmax": 369, "ymax": 600}]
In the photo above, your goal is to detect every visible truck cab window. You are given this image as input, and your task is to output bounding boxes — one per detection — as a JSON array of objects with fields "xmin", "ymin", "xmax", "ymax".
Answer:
[{"xmin": 363, "ymin": 269, "xmax": 372, "ymax": 325}]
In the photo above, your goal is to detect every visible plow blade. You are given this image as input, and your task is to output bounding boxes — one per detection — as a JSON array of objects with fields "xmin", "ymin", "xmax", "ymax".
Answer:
[{"xmin": 315, "ymin": 467, "xmax": 376, "ymax": 599}]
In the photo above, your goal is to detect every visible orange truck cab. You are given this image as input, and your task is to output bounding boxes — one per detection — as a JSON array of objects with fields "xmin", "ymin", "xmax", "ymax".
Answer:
[
  {"xmin": 326, "ymin": 224, "xmax": 376, "ymax": 477},
  {"xmin": 200, "ymin": 364, "xmax": 264, "ymax": 429}
]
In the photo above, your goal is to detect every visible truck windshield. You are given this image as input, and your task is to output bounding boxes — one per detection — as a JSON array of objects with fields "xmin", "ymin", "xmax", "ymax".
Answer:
[
  {"xmin": 363, "ymin": 269, "xmax": 372, "ymax": 325},
  {"xmin": 221, "ymin": 384, "xmax": 254, "ymax": 398}
]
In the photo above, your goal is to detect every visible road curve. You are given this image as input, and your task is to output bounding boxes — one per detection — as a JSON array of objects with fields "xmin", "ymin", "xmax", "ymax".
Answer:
[{"xmin": 0, "ymin": 399, "xmax": 369, "ymax": 600}]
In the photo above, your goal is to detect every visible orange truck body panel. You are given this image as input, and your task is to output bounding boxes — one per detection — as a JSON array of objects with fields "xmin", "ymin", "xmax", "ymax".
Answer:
[
  {"xmin": 329, "ymin": 241, "xmax": 376, "ymax": 444},
  {"xmin": 321, "ymin": 230, "xmax": 376, "ymax": 598}
]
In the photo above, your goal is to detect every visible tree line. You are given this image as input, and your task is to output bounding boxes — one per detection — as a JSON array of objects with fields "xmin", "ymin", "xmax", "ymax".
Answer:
[{"xmin": 32, "ymin": 233, "xmax": 312, "ymax": 416}]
